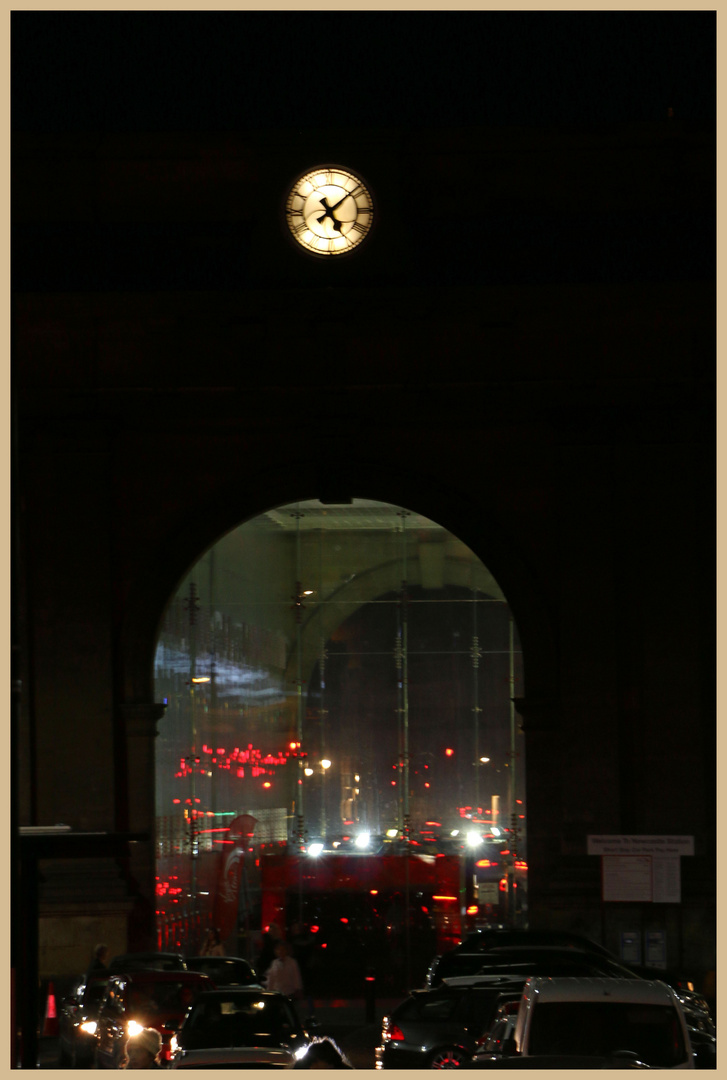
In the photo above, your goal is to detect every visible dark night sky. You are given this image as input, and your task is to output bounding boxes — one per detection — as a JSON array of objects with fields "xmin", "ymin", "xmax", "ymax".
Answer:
[{"xmin": 12, "ymin": 11, "xmax": 715, "ymax": 134}]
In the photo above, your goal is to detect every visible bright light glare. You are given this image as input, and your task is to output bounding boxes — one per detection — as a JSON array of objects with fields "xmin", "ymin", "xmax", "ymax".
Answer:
[
  {"xmin": 386, "ymin": 828, "xmax": 398, "ymax": 838},
  {"xmin": 466, "ymin": 830, "xmax": 482, "ymax": 848},
  {"xmin": 80, "ymin": 1021, "xmax": 97, "ymax": 1036},
  {"xmin": 308, "ymin": 842, "xmax": 324, "ymax": 857},
  {"xmin": 480, "ymin": 756, "xmax": 490, "ymax": 763},
  {"xmin": 491, "ymin": 826, "xmax": 501, "ymax": 836},
  {"xmin": 355, "ymin": 832, "xmax": 371, "ymax": 849},
  {"xmin": 450, "ymin": 829, "xmax": 460, "ymax": 837},
  {"xmin": 321, "ymin": 759, "xmax": 331, "ymax": 770},
  {"xmin": 304, "ymin": 768, "xmax": 314, "ymax": 776},
  {"xmin": 127, "ymin": 1020, "xmax": 145, "ymax": 1037}
]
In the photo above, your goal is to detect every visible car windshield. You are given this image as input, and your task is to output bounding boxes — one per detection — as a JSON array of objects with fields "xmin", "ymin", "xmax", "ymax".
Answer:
[
  {"xmin": 528, "ymin": 1001, "xmax": 688, "ymax": 1066},
  {"xmin": 126, "ymin": 980, "xmax": 202, "ymax": 1020},
  {"xmin": 180, "ymin": 997, "xmax": 296, "ymax": 1050}
]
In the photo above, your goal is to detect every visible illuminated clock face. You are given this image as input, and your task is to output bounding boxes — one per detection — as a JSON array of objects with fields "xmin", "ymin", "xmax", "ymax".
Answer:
[{"xmin": 285, "ymin": 166, "xmax": 374, "ymax": 256}]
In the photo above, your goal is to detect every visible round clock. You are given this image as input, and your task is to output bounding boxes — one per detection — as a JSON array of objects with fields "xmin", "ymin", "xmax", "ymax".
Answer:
[{"xmin": 285, "ymin": 166, "xmax": 374, "ymax": 256}]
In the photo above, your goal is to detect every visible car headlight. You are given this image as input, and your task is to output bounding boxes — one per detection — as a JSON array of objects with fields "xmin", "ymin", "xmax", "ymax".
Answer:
[
  {"xmin": 79, "ymin": 1021, "xmax": 97, "ymax": 1036},
  {"xmin": 127, "ymin": 1020, "xmax": 145, "ymax": 1037}
]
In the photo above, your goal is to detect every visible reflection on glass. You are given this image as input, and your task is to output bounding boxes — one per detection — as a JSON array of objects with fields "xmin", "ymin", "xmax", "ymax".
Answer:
[{"xmin": 154, "ymin": 499, "xmax": 525, "ymax": 955}]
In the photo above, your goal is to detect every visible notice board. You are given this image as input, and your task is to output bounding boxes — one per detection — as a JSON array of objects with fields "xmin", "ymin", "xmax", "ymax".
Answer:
[{"xmin": 588, "ymin": 835, "xmax": 692, "ymax": 903}]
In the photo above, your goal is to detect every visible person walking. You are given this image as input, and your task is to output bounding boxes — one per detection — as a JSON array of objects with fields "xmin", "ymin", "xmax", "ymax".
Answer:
[
  {"xmin": 86, "ymin": 943, "xmax": 110, "ymax": 980},
  {"xmin": 264, "ymin": 940, "xmax": 303, "ymax": 1000}
]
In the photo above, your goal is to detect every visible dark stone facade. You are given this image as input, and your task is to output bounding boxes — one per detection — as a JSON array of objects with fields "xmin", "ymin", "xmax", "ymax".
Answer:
[{"xmin": 14, "ymin": 117, "xmax": 715, "ymax": 996}]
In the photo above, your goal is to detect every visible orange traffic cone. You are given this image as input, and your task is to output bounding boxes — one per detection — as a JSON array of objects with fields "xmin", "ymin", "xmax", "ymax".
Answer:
[{"xmin": 42, "ymin": 981, "xmax": 58, "ymax": 1038}]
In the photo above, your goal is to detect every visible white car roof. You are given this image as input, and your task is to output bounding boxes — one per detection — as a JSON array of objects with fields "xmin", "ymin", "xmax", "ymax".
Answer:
[{"xmin": 524, "ymin": 976, "xmax": 676, "ymax": 1004}]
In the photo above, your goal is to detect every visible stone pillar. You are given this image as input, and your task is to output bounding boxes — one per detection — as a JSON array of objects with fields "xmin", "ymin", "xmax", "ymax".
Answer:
[
  {"xmin": 119, "ymin": 702, "xmax": 166, "ymax": 951},
  {"xmin": 512, "ymin": 694, "xmax": 573, "ymax": 930}
]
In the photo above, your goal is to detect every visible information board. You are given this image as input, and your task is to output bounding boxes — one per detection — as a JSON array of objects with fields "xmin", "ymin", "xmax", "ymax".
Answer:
[{"xmin": 589, "ymin": 835, "xmax": 692, "ymax": 903}]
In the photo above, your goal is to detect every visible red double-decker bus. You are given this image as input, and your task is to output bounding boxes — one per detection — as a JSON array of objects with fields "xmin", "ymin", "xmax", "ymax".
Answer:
[{"xmin": 259, "ymin": 849, "xmax": 462, "ymax": 991}]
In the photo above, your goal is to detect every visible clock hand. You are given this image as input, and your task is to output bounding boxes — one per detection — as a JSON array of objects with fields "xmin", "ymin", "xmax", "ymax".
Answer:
[
  {"xmin": 315, "ymin": 196, "xmax": 346, "ymax": 233},
  {"xmin": 327, "ymin": 192, "xmax": 348, "ymax": 213}
]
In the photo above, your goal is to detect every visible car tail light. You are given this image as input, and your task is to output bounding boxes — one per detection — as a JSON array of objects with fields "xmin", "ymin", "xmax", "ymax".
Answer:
[{"xmin": 387, "ymin": 1024, "xmax": 404, "ymax": 1042}]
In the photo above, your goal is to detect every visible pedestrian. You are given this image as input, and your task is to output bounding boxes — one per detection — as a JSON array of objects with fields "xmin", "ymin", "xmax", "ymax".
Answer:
[
  {"xmin": 120, "ymin": 1027, "xmax": 163, "ymax": 1069},
  {"xmin": 86, "ymin": 943, "xmax": 110, "ymax": 979},
  {"xmin": 200, "ymin": 927, "xmax": 225, "ymax": 957},
  {"xmin": 292, "ymin": 1036, "xmax": 354, "ymax": 1069},
  {"xmin": 264, "ymin": 940, "xmax": 303, "ymax": 999}
]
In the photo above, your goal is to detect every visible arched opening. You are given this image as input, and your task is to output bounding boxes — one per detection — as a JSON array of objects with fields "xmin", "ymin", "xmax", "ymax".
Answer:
[{"xmin": 153, "ymin": 498, "xmax": 525, "ymax": 989}]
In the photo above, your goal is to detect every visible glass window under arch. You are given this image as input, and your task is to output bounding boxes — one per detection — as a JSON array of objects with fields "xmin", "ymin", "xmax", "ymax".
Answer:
[{"xmin": 153, "ymin": 498, "xmax": 526, "ymax": 975}]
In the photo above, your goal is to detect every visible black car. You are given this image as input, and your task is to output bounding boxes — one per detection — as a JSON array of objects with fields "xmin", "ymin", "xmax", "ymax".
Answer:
[
  {"xmin": 185, "ymin": 956, "xmax": 260, "ymax": 987},
  {"xmin": 94, "ymin": 969, "xmax": 214, "ymax": 1068},
  {"xmin": 457, "ymin": 928, "xmax": 616, "ymax": 959},
  {"xmin": 426, "ymin": 945, "xmax": 643, "ymax": 987},
  {"xmin": 108, "ymin": 950, "xmax": 188, "ymax": 974},
  {"xmin": 57, "ymin": 974, "xmax": 109, "ymax": 1067},
  {"xmin": 453, "ymin": 930, "xmax": 711, "ymax": 1017},
  {"xmin": 375, "ymin": 978, "xmax": 525, "ymax": 1069},
  {"xmin": 170, "ymin": 988, "xmax": 310, "ymax": 1069}
]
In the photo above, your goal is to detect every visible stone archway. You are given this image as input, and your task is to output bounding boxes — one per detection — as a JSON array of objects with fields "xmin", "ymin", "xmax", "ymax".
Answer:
[
  {"xmin": 147, "ymin": 496, "xmax": 549, "ymax": 955},
  {"xmin": 115, "ymin": 466, "xmax": 558, "ymax": 951}
]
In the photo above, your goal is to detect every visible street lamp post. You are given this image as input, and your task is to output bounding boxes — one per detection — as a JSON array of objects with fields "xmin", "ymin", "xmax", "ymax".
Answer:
[{"xmin": 321, "ymin": 759, "xmax": 331, "ymax": 838}]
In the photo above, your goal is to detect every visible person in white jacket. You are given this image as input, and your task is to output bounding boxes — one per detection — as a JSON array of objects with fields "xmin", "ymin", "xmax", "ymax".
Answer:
[{"xmin": 264, "ymin": 940, "xmax": 303, "ymax": 999}]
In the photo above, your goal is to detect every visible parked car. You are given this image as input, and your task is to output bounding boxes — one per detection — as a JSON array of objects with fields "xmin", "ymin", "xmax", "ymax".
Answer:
[
  {"xmin": 94, "ymin": 969, "xmax": 214, "ymax": 1068},
  {"xmin": 172, "ymin": 1046, "xmax": 298, "ymax": 1068},
  {"xmin": 185, "ymin": 955, "xmax": 260, "ymax": 987},
  {"xmin": 458, "ymin": 927, "xmax": 616, "ymax": 959},
  {"xmin": 170, "ymin": 988, "xmax": 310, "ymax": 1069},
  {"xmin": 471, "ymin": 998, "xmax": 520, "ymax": 1061},
  {"xmin": 375, "ymin": 977, "xmax": 525, "ymax": 1069},
  {"xmin": 108, "ymin": 950, "xmax": 188, "ymax": 974},
  {"xmin": 57, "ymin": 974, "xmax": 109, "ymax": 1067},
  {"xmin": 468, "ymin": 1054, "xmax": 653, "ymax": 1068},
  {"xmin": 426, "ymin": 945, "xmax": 643, "ymax": 987},
  {"xmin": 508, "ymin": 976, "xmax": 695, "ymax": 1069},
  {"xmin": 455, "ymin": 929, "xmax": 711, "ymax": 1019}
]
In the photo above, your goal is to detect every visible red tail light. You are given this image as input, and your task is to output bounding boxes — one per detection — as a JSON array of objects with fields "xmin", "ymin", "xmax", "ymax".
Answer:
[{"xmin": 389, "ymin": 1024, "xmax": 404, "ymax": 1041}]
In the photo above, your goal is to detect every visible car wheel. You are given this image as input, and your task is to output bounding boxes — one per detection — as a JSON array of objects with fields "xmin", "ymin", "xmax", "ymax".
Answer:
[{"xmin": 429, "ymin": 1046, "xmax": 469, "ymax": 1069}]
